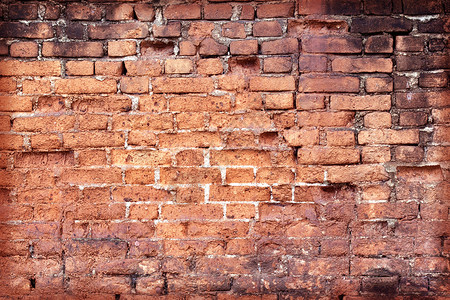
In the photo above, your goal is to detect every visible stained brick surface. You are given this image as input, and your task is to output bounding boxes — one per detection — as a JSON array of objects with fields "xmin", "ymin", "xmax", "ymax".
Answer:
[{"xmin": 0, "ymin": 0, "xmax": 448, "ymax": 298}]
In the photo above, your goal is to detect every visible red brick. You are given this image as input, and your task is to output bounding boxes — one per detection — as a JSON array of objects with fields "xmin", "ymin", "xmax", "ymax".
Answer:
[
  {"xmin": 159, "ymin": 132, "xmax": 221, "ymax": 148},
  {"xmin": 395, "ymin": 146, "xmax": 424, "ymax": 162},
  {"xmin": 165, "ymin": 4, "xmax": 201, "ymax": 20},
  {"xmin": 327, "ymin": 164, "xmax": 389, "ymax": 183},
  {"xmin": 432, "ymin": 108, "xmax": 450, "ymax": 124},
  {"xmin": 240, "ymin": 5, "xmax": 255, "ymax": 20},
  {"xmin": 111, "ymin": 149, "xmax": 171, "ymax": 166},
  {"xmin": 264, "ymin": 57, "xmax": 292, "ymax": 73},
  {"xmin": 0, "ymin": 134, "xmax": 23, "ymax": 150},
  {"xmin": 72, "ymin": 95, "xmax": 131, "ymax": 113},
  {"xmin": 197, "ymin": 58, "xmax": 224, "ymax": 75},
  {"xmin": 364, "ymin": 112, "xmax": 392, "ymax": 128},
  {"xmin": 177, "ymin": 112, "xmax": 206, "ymax": 129},
  {"xmin": 297, "ymin": 147, "xmax": 360, "ymax": 165},
  {"xmin": 0, "ymin": 60, "xmax": 60, "ymax": 76},
  {"xmin": 106, "ymin": 4, "xmax": 134, "ymax": 21},
  {"xmin": 0, "ymin": 78, "xmax": 16, "ymax": 92},
  {"xmin": 95, "ymin": 61, "xmax": 124, "ymax": 76},
  {"xmin": 124, "ymin": 60, "xmax": 162, "ymax": 76},
  {"xmin": 128, "ymin": 131, "xmax": 157, "ymax": 147},
  {"xmin": 299, "ymin": 75, "xmax": 360, "ymax": 93},
  {"xmin": 283, "ymin": 129, "xmax": 319, "ymax": 146},
  {"xmin": 261, "ymin": 38, "xmax": 299, "ymax": 54},
  {"xmin": 31, "ymin": 134, "xmax": 61, "ymax": 150},
  {"xmin": 113, "ymin": 114, "xmax": 172, "ymax": 130},
  {"xmin": 222, "ymin": 22, "xmax": 246, "ymax": 39},
  {"xmin": 199, "ymin": 38, "xmax": 228, "ymax": 56},
  {"xmin": 218, "ymin": 75, "xmax": 248, "ymax": 91},
  {"xmin": 154, "ymin": 23, "xmax": 181, "ymax": 38},
  {"xmin": 226, "ymin": 168, "xmax": 254, "ymax": 184},
  {"xmin": 298, "ymin": 55, "xmax": 327, "ymax": 72},
  {"xmin": 188, "ymin": 21, "xmax": 215, "ymax": 38},
  {"xmin": 175, "ymin": 149, "xmax": 203, "ymax": 166},
  {"xmin": 256, "ymin": 167, "xmax": 295, "ymax": 184},
  {"xmin": 187, "ymin": 221, "xmax": 249, "ymax": 238},
  {"xmin": 249, "ymin": 76, "xmax": 295, "ymax": 91},
  {"xmin": 257, "ymin": 3, "xmax": 295, "ymax": 18},
  {"xmin": 120, "ymin": 77, "xmax": 148, "ymax": 93},
  {"xmin": 108, "ymin": 41, "xmax": 136, "ymax": 57},
  {"xmin": 43, "ymin": 42, "xmax": 103, "ymax": 57},
  {"xmin": 298, "ymin": 0, "xmax": 361, "ymax": 15},
  {"xmin": 397, "ymin": 166, "xmax": 443, "ymax": 183},
  {"xmin": 55, "ymin": 78, "xmax": 117, "ymax": 94},
  {"xmin": 210, "ymin": 112, "xmax": 272, "ymax": 130},
  {"xmin": 112, "ymin": 186, "xmax": 171, "ymax": 202},
  {"xmin": 296, "ymin": 94, "xmax": 326, "ymax": 110},
  {"xmin": 179, "ymin": 41, "xmax": 196, "ymax": 55},
  {"xmin": 153, "ymin": 77, "xmax": 214, "ymax": 94},
  {"xmin": 60, "ymin": 168, "xmax": 122, "ymax": 184},
  {"xmin": 88, "ymin": 23, "xmax": 149, "ymax": 39},
  {"xmin": 129, "ymin": 204, "xmax": 159, "ymax": 220},
  {"xmin": 22, "ymin": 79, "xmax": 51, "ymax": 94},
  {"xmin": 298, "ymin": 111, "xmax": 355, "ymax": 127},
  {"xmin": 365, "ymin": 76, "xmax": 393, "ymax": 93},
  {"xmin": 326, "ymin": 130, "xmax": 355, "ymax": 146},
  {"xmin": 330, "ymin": 95, "xmax": 391, "ymax": 110},
  {"xmin": 134, "ymin": 4, "xmax": 155, "ymax": 21},
  {"xmin": 332, "ymin": 57, "xmax": 393, "ymax": 73},
  {"xmin": 265, "ymin": 93, "xmax": 294, "ymax": 109},
  {"xmin": 160, "ymin": 167, "xmax": 222, "ymax": 184},
  {"xmin": 359, "ymin": 129, "xmax": 419, "ymax": 144},
  {"xmin": 170, "ymin": 95, "xmax": 231, "ymax": 112},
  {"xmin": 0, "ymin": 116, "xmax": 10, "ymax": 131},
  {"xmin": 66, "ymin": 61, "xmax": 94, "ymax": 76},
  {"xmin": 253, "ymin": 21, "xmax": 282, "ymax": 37},
  {"xmin": 66, "ymin": 3, "xmax": 101, "ymax": 20},
  {"xmin": 13, "ymin": 116, "xmax": 75, "ymax": 133},
  {"xmin": 362, "ymin": 146, "xmax": 391, "ymax": 163},
  {"xmin": 78, "ymin": 114, "xmax": 108, "ymax": 131},
  {"xmin": 0, "ymin": 96, "xmax": 32, "ymax": 111},
  {"xmin": 210, "ymin": 186, "xmax": 270, "ymax": 202},
  {"xmin": 77, "ymin": 149, "xmax": 107, "ymax": 166},
  {"xmin": 63, "ymin": 132, "xmax": 124, "ymax": 148},
  {"xmin": 161, "ymin": 204, "xmax": 223, "ymax": 220},
  {"xmin": 427, "ymin": 146, "xmax": 450, "ymax": 162},
  {"xmin": 303, "ymin": 35, "xmax": 362, "ymax": 53},
  {"xmin": 10, "ymin": 42, "xmax": 38, "ymax": 57},
  {"xmin": 365, "ymin": 35, "xmax": 393, "ymax": 53},
  {"xmin": 364, "ymin": 0, "xmax": 393, "ymax": 15},
  {"xmin": 204, "ymin": 4, "xmax": 233, "ymax": 20},
  {"xmin": 210, "ymin": 150, "xmax": 271, "ymax": 166},
  {"xmin": 230, "ymin": 40, "xmax": 258, "ymax": 55}
]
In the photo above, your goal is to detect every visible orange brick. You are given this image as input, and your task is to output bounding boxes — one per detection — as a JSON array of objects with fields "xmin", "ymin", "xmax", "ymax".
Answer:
[
  {"xmin": 22, "ymin": 80, "xmax": 52, "ymax": 94},
  {"xmin": 327, "ymin": 165, "xmax": 389, "ymax": 183},
  {"xmin": 160, "ymin": 167, "xmax": 222, "ymax": 184},
  {"xmin": 66, "ymin": 61, "xmax": 94, "ymax": 76},
  {"xmin": 129, "ymin": 204, "xmax": 158, "ymax": 220},
  {"xmin": 125, "ymin": 168, "xmax": 155, "ymax": 184},
  {"xmin": 364, "ymin": 112, "xmax": 392, "ymax": 128},
  {"xmin": 0, "ymin": 60, "xmax": 60, "ymax": 76},
  {"xmin": 55, "ymin": 78, "xmax": 117, "ymax": 94},
  {"xmin": 175, "ymin": 150, "xmax": 204, "ymax": 166},
  {"xmin": 210, "ymin": 150, "xmax": 271, "ymax": 166},
  {"xmin": 297, "ymin": 147, "xmax": 360, "ymax": 165},
  {"xmin": 210, "ymin": 112, "xmax": 272, "ymax": 130},
  {"xmin": 108, "ymin": 41, "xmax": 136, "ymax": 57},
  {"xmin": 256, "ymin": 167, "xmax": 295, "ymax": 183},
  {"xmin": 226, "ymin": 204, "xmax": 256, "ymax": 219},
  {"xmin": 128, "ymin": 131, "xmax": 157, "ymax": 147},
  {"xmin": 161, "ymin": 204, "xmax": 223, "ymax": 220},
  {"xmin": 326, "ymin": 130, "xmax": 355, "ymax": 146},
  {"xmin": 165, "ymin": 59, "xmax": 193, "ymax": 74},
  {"xmin": 362, "ymin": 146, "xmax": 391, "ymax": 163},
  {"xmin": 197, "ymin": 58, "xmax": 223, "ymax": 75},
  {"xmin": 120, "ymin": 77, "xmax": 148, "ymax": 93},
  {"xmin": 78, "ymin": 114, "xmax": 108, "ymax": 131},
  {"xmin": 170, "ymin": 95, "xmax": 231, "ymax": 112},
  {"xmin": 77, "ymin": 150, "xmax": 107, "ymax": 166},
  {"xmin": 210, "ymin": 186, "xmax": 270, "ymax": 202},
  {"xmin": 111, "ymin": 150, "xmax": 171, "ymax": 166},
  {"xmin": 10, "ymin": 41, "xmax": 38, "ymax": 57},
  {"xmin": 95, "ymin": 61, "xmax": 124, "ymax": 76},
  {"xmin": 30, "ymin": 134, "xmax": 61, "ymax": 149},
  {"xmin": 283, "ymin": 129, "xmax": 319, "ymax": 146},
  {"xmin": 63, "ymin": 132, "xmax": 124, "ymax": 148},
  {"xmin": 13, "ymin": 116, "xmax": 75, "ymax": 132},
  {"xmin": 299, "ymin": 75, "xmax": 360, "ymax": 93},
  {"xmin": 265, "ymin": 93, "xmax": 294, "ymax": 109},
  {"xmin": 0, "ymin": 78, "xmax": 16, "ymax": 92},
  {"xmin": 176, "ymin": 112, "xmax": 205, "ymax": 129},
  {"xmin": 330, "ymin": 95, "xmax": 391, "ymax": 111},
  {"xmin": 124, "ymin": 60, "xmax": 162, "ymax": 76},
  {"xmin": 249, "ymin": 76, "xmax": 296, "ymax": 91},
  {"xmin": 112, "ymin": 114, "xmax": 173, "ymax": 130},
  {"xmin": 230, "ymin": 40, "xmax": 258, "ymax": 55},
  {"xmin": 358, "ymin": 129, "xmax": 419, "ymax": 145},
  {"xmin": 226, "ymin": 168, "xmax": 254, "ymax": 184},
  {"xmin": 0, "ymin": 134, "xmax": 23, "ymax": 150},
  {"xmin": 112, "ymin": 186, "xmax": 172, "ymax": 202},
  {"xmin": 298, "ymin": 112, "xmax": 354, "ymax": 127},
  {"xmin": 59, "ymin": 168, "xmax": 122, "ymax": 184},
  {"xmin": 332, "ymin": 57, "xmax": 393, "ymax": 73},
  {"xmin": 153, "ymin": 78, "xmax": 214, "ymax": 94},
  {"xmin": 159, "ymin": 132, "xmax": 221, "ymax": 148},
  {"xmin": 366, "ymin": 77, "xmax": 393, "ymax": 93}
]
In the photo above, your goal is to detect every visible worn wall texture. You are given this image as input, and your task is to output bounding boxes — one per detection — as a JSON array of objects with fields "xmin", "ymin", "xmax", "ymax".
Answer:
[{"xmin": 0, "ymin": 0, "xmax": 449, "ymax": 298}]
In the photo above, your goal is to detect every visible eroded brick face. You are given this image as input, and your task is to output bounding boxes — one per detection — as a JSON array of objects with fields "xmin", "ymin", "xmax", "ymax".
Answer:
[{"xmin": 0, "ymin": 0, "xmax": 448, "ymax": 298}]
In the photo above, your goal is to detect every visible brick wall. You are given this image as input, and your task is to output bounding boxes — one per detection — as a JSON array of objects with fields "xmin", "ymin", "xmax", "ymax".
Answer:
[{"xmin": 0, "ymin": 0, "xmax": 449, "ymax": 298}]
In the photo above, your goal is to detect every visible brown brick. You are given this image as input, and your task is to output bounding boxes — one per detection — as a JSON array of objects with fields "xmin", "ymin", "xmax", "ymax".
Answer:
[
  {"xmin": 230, "ymin": 40, "xmax": 258, "ymax": 55},
  {"xmin": 108, "ymin": 41, "xmax": 136, "ymax": 57},
  {"xmin": 298, "ymin": 55, "xmax": 327, "ymax": 72},
  {"xmin": 365, "ymin": 35, "xmax": 393, "ymax": 53},
  {"xmin": 364, "ymin": 0, "xmax": 393, "ymax": 15},
  {"xmin": 10, "ymin": 42, "xmax": 38, "ymax": 57},
  {"xmin": 55, "ymin": 79, "xmax": 117, "ymax": 94},
  {"xmin": 299, "ymin": 75, "xmax": 360, "ymax": 93},
  {"xmin": 396, "ymin": 36, "xmax": 424, "ymax": 51},
  {"xmin": 153, "ymin": 22, "xmax": 181, "ymax": 38},
  {"xmin": 88, "ymin": 23, "xmax": 149, "ymax": 39},
  {"xmin": 43, "ymin": 42, "xmax": 104, "ymax": 57},
  {"xmin": 395, "ymin": 146, "xmax": 424, "ymax": 162},
  {"xmin": 153, "ymin": 78, "xmax": 214, "ymax": 94},
  {"xmin": 298, "ymin": 0, "xmax": 361, "ymax": 15},
  {"xmin": 204, "ymin": 4, "xmax": 232, "ymax": 20},
  {"xmin": 303, "ymin": 35, "xmax": 362, "ymax": 53},
  {"xmin": 106, "ymin": 4, "xmax": 134, "ymax": 21},
  {"xmin": 399, "ymin": 112, "xmax": 428, "ymax": 126},
  {"xmin": 253, "ymin": 21, "xmax": 282, "ymax": 37},
  {"xmin": 134, "ymin": 4, "xmax": 155, "ymax": 21},
  {"xmin": 66, "ymin": 61, "xmax": 94, "ymax": 76},
  {"xmin": 165, "ymin": 59, "xmax": 194, "ymax": 74},
  {"xmin": 165, "ymin": 4, "xmax": 201, "ymax": 19},
  {"xmin": 351, "ymin": 17, "xmax": 413, "ymax": 33},
  {"xmin": 222, "ymin": 22, "xmax": 246, "ymax": 39},
  {"xmin": 9, "ymin": 3, "xmax": 38, "ymax": 19},
  {"xmin": 199, "ymin": 38, "xmax": 228, "ymax": 56},
  {"xmin": 330, "ymin": 95, "xmax": 391, "ymax": 110},
  {"xmin": 0, "ymin": 22, "xmax": 53, "ymax": 39},
  {"xmin": 67, "ymin": 3, "xmax": 101, "ymax": 20},
  {"xmin": 257, "ymin": 3, "xmax": 295, "ymax": 17},
  {"xmin": 333, "ymin": 57, "xmax": 392, "ymax": 73},
  {"xmin": 240, "ymin": 5, "xmax": 255, "ymax": 20},
  {"xmin": 261, "ymin": 38, "xmax": 299, "ymax": 54},
  {"xmin": 419, "ymin": 72, "xmax": 448, "ymax": 88},
  {"xmin": 0, "ymin": 60, "xmax": 60, "ymax": 76},
  {"xmin": 403, "ymin": 0, "xmax": 443, "ymax": 15}
]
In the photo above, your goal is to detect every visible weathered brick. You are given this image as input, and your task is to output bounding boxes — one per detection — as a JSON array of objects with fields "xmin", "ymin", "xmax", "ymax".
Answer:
[
  {"xmin": 403, "ymin": 0, "xmax": 443, "ymax": 15},
  {"xmin": 153, "ymin": 22, "xmax": 181, "ymax": 38},
  {"xmin": 0, "ymin": 60, "xmax": 60, "ymax": 76},
  {"xmin": 364, "ymin": 112, "xmax": 392, "ymax": 128},
  {"xmin": 351, "ymin": 17, "xmax": 413, "ymax": 33},
  {"xmin": 283, "ymin": 129, "xmax": 319, "ymax": 146},
  {"xmin": 298, "ymin": 55, "xmax": 327, "ymax": 72},
  {"xmin": 153, "ymin": 78, "xmax": 214, "ymax": 94},
  {"xmin": 88, "ymin": 23, "xmax": 149, "ymax": 39},
  {"xmin": 365, "ymin": 76, "xmax": 393, "ymax": 93},
  {"xmin": 419, "ymin": 72, "xmax": 448, "ymax": 88},
  {"xmin": 332, "ymin": 57, "xmax": 393, "ymax": 73},
  {"xmin": 261, "ymin": 38, "xmax": 299, "ymax": 54},
  {"xmin": 298, "ymin": 111, "xmax": 355, "ymax": 127},
  {"xmin": 108, "ymin": 41, "xmax": 136, "ymax": 57},
  {"xmin": 222, "ymin": 22, "xmax": 246, "ymax": 39},
  {"xmin": 303, "ymin": 35, "xmax": 362, "ymax": 53},
  {"xmin": 298, "ymin": 0, "xmax": 361, "ymax": 15},
  {"xmin": 365, "ymin": 35, "xmax": 394, "ymax": 53},
  {"xmin": 358, "ymin": 129, "xmax": 419, "ymax": 144},
  {"xmin": 66, "ymin": 61, "xmax": 94, "ymax": 76},
  {"xmin": 230, "ymin": 40, "xmax": 258, "ymax": 55},
  {"xmin": 55, "ymin": 79, "xmax": 117, "ymax": 94},
  {"xmin": 22, "ymin": 79, "xmax": 51, "ymax": 94},
  {"xmin": 43, "ymin": 42, "xmax": 104, "ymax": 57},
  {"xmin": 0, "ymin": 96, "xmax": 32, "ymax": 112},
  {"xmin": 330, "ymin": 95, "xmax": 391, "ymax": 110},
  {"xmin": 253, "ymin": 21, "xmax": 283, "ymax": 37},
  {"xmin": 165, "ymin": 4, "xmax": 201, "ymax": 20},
  {"xmin": 240, "ymin": 5, "xmax": 255, "ymax": 20},
  {"xmin": 106, "ymin": 4, "xmax": 134, "ymax": 21},
  {"xmin": 327, "ymin": 165, "xmax": 389, "ymax": 183},
  {"xmin": 165, "ymin": 59, "xmax": 194, "ymax": 74},
  {"xmin": 299, "ymin": 75, "xmax": 360, "ymax": 93},
  {"xmin": 396, "ymin": 36, "xmax": 424, "ymax": 52},
  {"xmin": 95, "ymin": 61, "xmax": 124, "ymax": 76},
  {"xmin": 120, "ymin": 77, "xmax": 148, "ymax": 94},
  {"xmin": 13, "ymin": 116, "xmax": 75, "ymax": 132},
  {"xmin": 10, "ymin": 42, "xmax": 38, "ymax": 58},
  {"xmin": 197, "ymin": 58, "xmax": 224, "ymax": 75},
  {"xmin": 204, "ymin": 4, "xmax": 233, "ymax": 20},
  {"xmin": 399, "ymin": 112, "xmax": 428, "ymax": 126},
  {"xmin": 364, "ymin": 0, "xmax": 393, "ymax": 15},
  {"xmin": 63, "ymin": 132, "xmax": 124, "ymax": 148},
  {"xmin": 160, "ymin": 167, "xmax": 222, "ymax": 184},
  {"xmin": 297, "ymin": 147, "xmax": 360, "ymax": 165},
  {"xmin": 265, "ymin": 93, "xmax": 294, "ymax": 109},
  {"xmin": 169, "ymin": 95, "xmax": 231, "ymax": 112},
  {"xmin": 0, "ymin": 22, "xmax": 53, "ymax": 39},
  {"xmin": 113, "ymin": 114, "xmax": 173, "ymax": 131},
  {"xmin": 199, "ymin": 38, "xmax": 228, "ymax": 56},
  {"xmin": 134, "ymin": 4, "xmax": 155, "ymax": 21},
  {"xmin": 67, "ymin": 3, "xmax": 101, "ymax": 20},
  {"xmin": 9, "ymin": 3, "xmax": 38, "ymax": 20},
  {"xmin": 124, "ymin": 60, "xmax": 161, "ymax": 77},
  {"xmin": 210, "ymin": 150, "xmax": 271, "ymax": 166}
]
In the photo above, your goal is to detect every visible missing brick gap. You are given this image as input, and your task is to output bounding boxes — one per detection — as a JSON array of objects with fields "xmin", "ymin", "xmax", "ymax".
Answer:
[
  {"xmin": 29, "ymin": 278, "xmax": 36, "ymax": 289},
  {"xmin": 115, "ymin": 294, "xmax": 121, "ymax": 300}
]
